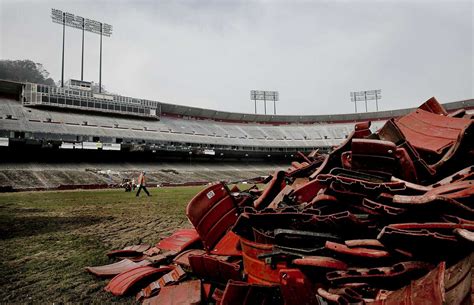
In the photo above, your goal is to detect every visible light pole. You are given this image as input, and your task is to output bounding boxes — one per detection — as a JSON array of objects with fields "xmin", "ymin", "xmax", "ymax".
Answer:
[
  {"xmin": 273, "ymin": 95, "xmax": 276, "ymax": 115},
  {"xmin": 61, "ymin": 13, "xmax": 65, "ymax": 87},
  {"xmin": 350, "ymin": 90, "xmax": 382, "ymax": 113},
  {"xmin": 51, "ymin": 9, "xmax": 113, "ymax": 91},
  {"xmin": 99, "ymin": 23, "xmax": 103, "ymax": 92},
  {"xmin": 250, "ymin": 90, "xmax": 279, "ymax": 115},
  {"xmin": 81, "ymin": 17, "xmax": 85, "ymax": 81},
  {"xmin": 263, "ymin": 91, "xmax": 267, "ymax": 114}
]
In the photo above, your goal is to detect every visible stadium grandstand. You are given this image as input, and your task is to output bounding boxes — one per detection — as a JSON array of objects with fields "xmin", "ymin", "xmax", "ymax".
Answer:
[
  {"xmin": 1, "ymin": 79, "xmax": 472, "ymax": 160},
  {"xmin": 0, "ymin": 78, "xmax": 473, "ymax": 190}
]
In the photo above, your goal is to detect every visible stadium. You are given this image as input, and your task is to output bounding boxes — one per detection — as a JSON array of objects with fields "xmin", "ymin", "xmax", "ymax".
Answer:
[
  {"xmin": 1, "ymin": 78, "xmax": 473, "ymax": 190},
  {"xmin": 1, "ymin": 1, "xmax": 473, "ymax": 304}
]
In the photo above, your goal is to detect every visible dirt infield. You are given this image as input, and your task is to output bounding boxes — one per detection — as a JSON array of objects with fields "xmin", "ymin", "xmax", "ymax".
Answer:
[{"xmin": 0, "ymin": 186, "xmax": 204, "ymax": 303}]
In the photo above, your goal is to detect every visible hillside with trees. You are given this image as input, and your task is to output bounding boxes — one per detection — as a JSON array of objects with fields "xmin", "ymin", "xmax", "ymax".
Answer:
[{"xmin": 0, "ymin": 59, "xmax": 56, "ymax": 86}]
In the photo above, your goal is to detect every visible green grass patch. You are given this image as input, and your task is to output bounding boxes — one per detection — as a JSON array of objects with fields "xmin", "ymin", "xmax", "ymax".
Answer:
[{"xmin": 0, "ymin": 185, "xmax": 208, "ymax": 303}]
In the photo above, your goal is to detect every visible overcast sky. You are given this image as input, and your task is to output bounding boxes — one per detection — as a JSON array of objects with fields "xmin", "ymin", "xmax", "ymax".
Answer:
[{"xmin": 1, "ymin": 0, "xmax": 472, "ymax": 115}]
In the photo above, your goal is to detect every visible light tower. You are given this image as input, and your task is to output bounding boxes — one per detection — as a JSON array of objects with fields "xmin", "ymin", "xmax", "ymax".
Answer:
[
  {"xmin": 350, "ymin": 89, "xmax": 382, "ymax": 113},
  {"xmin": 51, "ymin": 8, "xmax": 113, "ymax": 92}
]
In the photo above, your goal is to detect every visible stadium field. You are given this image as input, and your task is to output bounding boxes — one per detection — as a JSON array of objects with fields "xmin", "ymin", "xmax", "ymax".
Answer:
[{"xmin": 0, "ymin": 186, "xmax": 210, "ymax": 303}]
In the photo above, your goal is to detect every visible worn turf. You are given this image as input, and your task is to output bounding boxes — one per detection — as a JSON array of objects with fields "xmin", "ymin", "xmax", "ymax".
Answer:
[{"xmin": 0, "ymin": 186, "xmax": 205, "ymax": 304}]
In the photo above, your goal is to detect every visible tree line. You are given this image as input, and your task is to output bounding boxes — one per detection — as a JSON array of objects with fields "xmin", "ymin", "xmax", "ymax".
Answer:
[{"xmin": 0, "ymin": 59, "xmax": 56, "ymax": 86}]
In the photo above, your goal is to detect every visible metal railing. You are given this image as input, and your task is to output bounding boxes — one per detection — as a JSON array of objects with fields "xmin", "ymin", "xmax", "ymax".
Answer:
[{"xmin": 23, "ymin": 83, "xmax": 160, "ymax": 119}]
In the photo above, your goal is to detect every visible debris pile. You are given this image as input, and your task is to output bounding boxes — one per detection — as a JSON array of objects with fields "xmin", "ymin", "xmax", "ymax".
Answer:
[{"xmin": 86, "ymin": 98, "xmax": 473, "ymax": 304}]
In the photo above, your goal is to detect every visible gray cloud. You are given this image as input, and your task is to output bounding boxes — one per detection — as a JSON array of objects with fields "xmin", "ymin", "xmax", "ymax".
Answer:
[{"xmin": 1, "ymin": 0, "xmax": 472, "ymax": 115}]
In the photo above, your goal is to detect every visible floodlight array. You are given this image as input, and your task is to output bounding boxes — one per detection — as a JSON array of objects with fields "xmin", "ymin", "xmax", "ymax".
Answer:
[
  {"xmin": 350, "ymin": 89, "xmax": 381, "ymax": 102},
  {"xmin": 251, "ymin": 90, "xmax": 279, "ymax": 101},
  {"xmin": 51, "ymin": 8, "xmax": 113, "ymax": 36}
]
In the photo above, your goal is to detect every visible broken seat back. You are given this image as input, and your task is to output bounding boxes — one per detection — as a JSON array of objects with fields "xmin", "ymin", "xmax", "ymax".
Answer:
[{"xmin": 186, "ymin": 182, "xmax": 239, "ymax": 252}]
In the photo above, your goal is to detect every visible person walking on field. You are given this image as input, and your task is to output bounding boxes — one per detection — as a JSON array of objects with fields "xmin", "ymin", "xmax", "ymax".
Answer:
[{"xmin": 136, "ymin": 171, "xmax": 151, "ymax": 197}]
